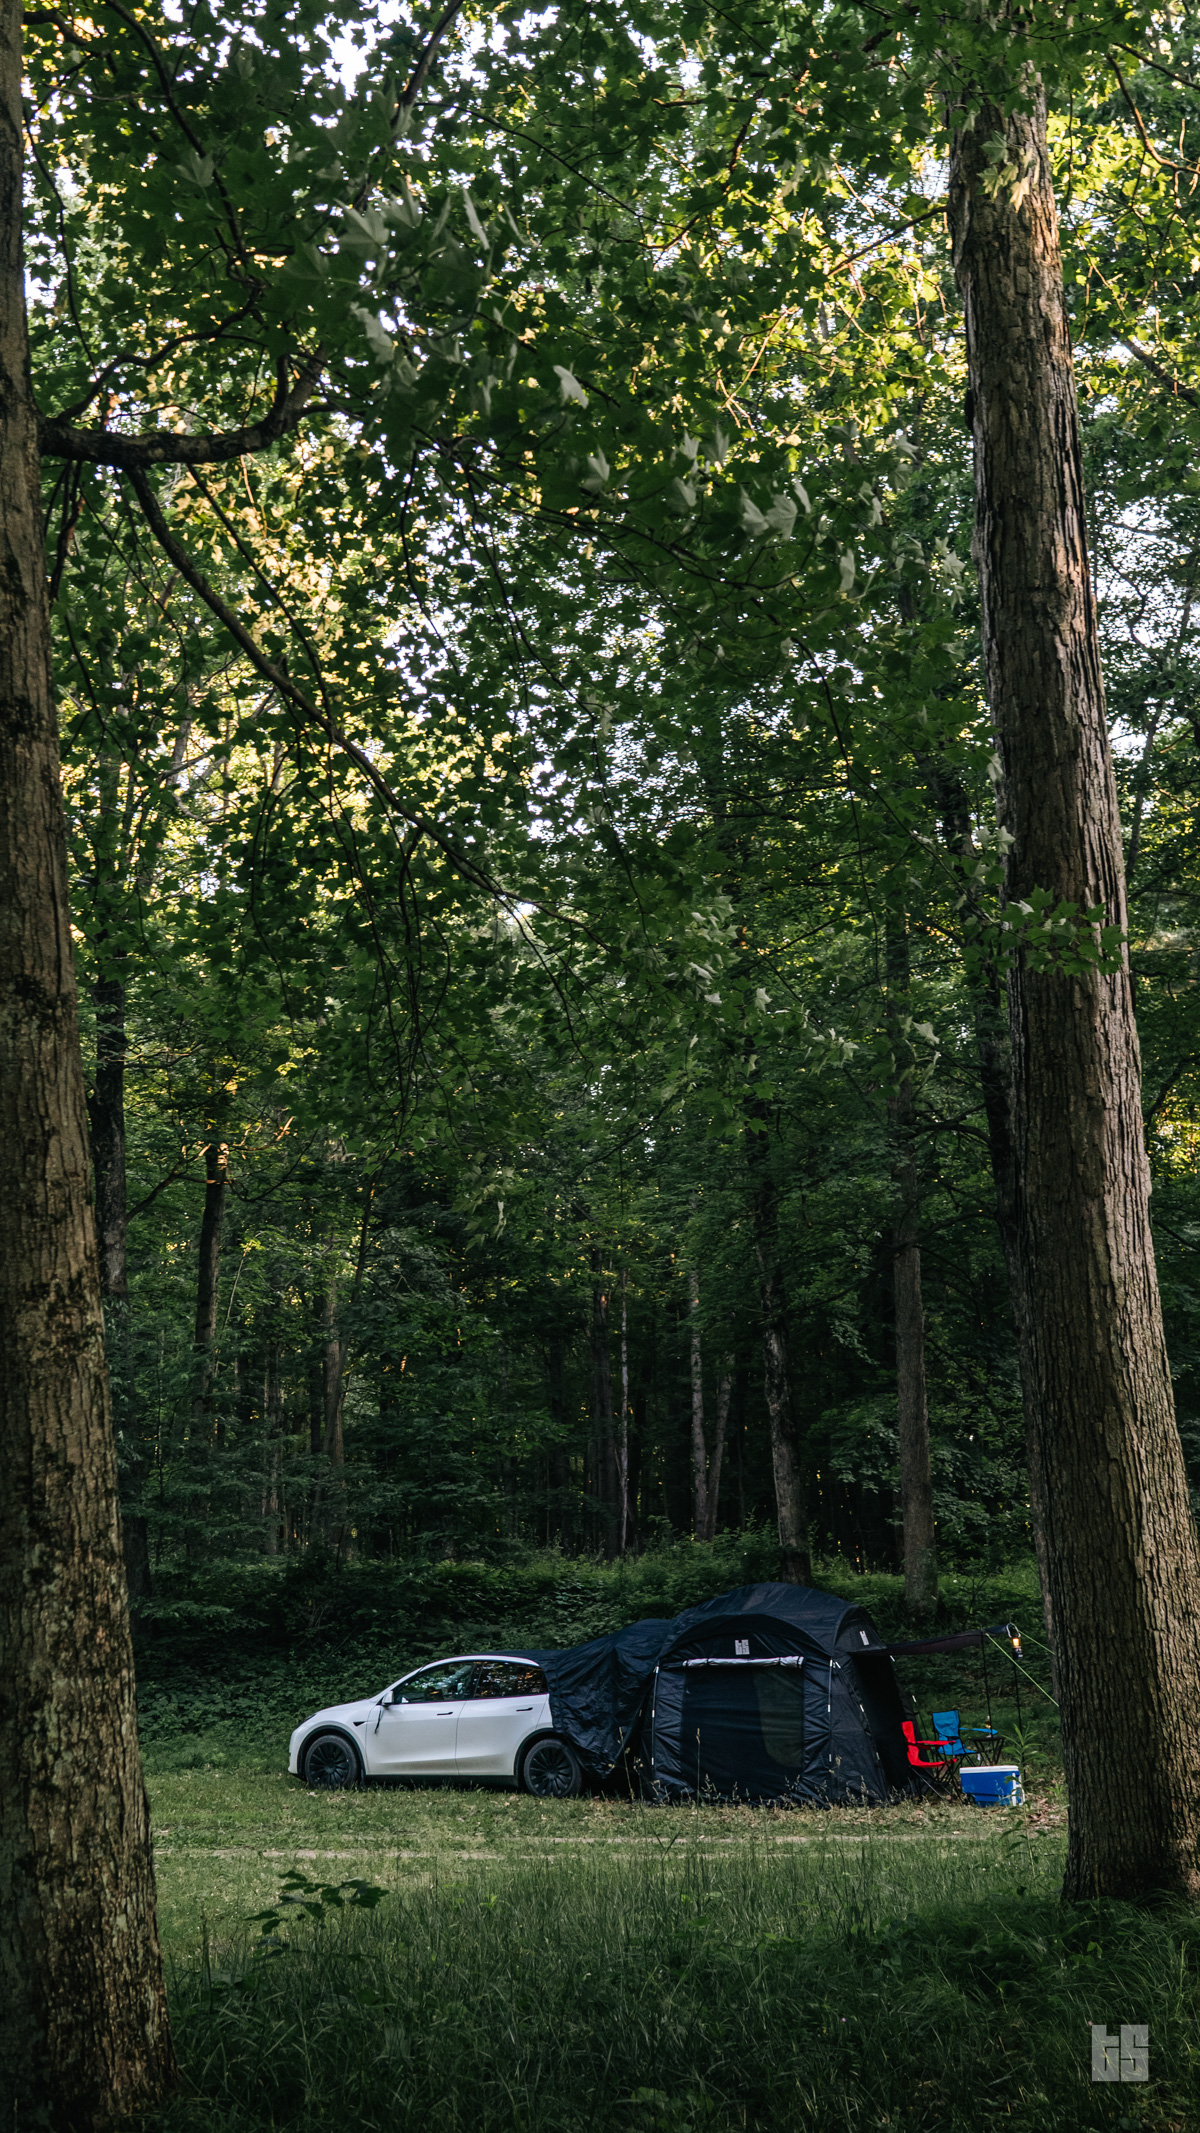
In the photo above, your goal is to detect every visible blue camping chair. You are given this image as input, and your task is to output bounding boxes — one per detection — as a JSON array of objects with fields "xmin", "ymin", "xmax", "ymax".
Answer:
[
  {"xmin": 932, "ymin": 1708, "xmax": 1006, "ymax": 1765},
  {"xmin": 930, "ymin": 1710, "xmax": 966, "ymax": 1759}
]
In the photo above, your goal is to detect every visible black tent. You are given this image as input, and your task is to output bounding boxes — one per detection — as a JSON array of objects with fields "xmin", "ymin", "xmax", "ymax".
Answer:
[
  {"xmin": 518, "ymin": 1613, "xmax": 675, "ymax": 1776},
  {"xmin": 522, "ymin": 1582, "xmax": 917, "ymax": 1806}
]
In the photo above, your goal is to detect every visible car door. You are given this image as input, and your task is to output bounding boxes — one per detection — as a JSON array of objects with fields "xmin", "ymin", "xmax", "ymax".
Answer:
[
  {"xmin": 367, "ymin": 1659, "xmax": 476, "ymax": 1777},
  {"xmin": 455, "ymin": 1660, "xmax": 550, "ymax": 1776}
]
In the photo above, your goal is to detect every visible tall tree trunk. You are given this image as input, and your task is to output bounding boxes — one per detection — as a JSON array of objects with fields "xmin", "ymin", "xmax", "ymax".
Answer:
[
  {"xmin": 628, "ymin": 1379, "xmax": 645, "ymax": 1552},
  {"xmin": 702, "ymin": 1370, "xmax": 731, "ymax": 1544},
  {"xmin": 86, "ymin": 964, "xmax": 151, "ymax": 1605},
  {"xmin": 319, "ymin": 1187, "xmax": 372, "ymax": 1534},
  {"xmin": 320, "ymin": 1271, "xmax": 346, "ymax": 1466},
  {"xmin": 747, "ymin": 1133, "xmax": 811, "ymax": 1584},
  {"xmin": 262, "ymin": 1338, "xmax": 281, "ymax": 1557},
  {"xmin": 618, "ymin": 1269, "xmax": 631, "ymax": 1555},
  {"xmin": 589, "ymin": 1265, "xmax": 616, "ymax": 1555},
  {"xmin": 545, "ymin": 1331, "xmax": 571, "ymax": 1546},
  {"xmin": 187, "ymin": 1135, "xmax": 227, "ymax": 1547},
  {"xmin": 89, "ymin": 970, "xmax": 128, "ymax": 1311},
  {"xmin": 192, "ymin": 1135, "xmax": 227, "ymax": 1415},
  {"xmin": 950, "ymin": 88, "xmax": 1200, "ymax": 1900},
  {"xmin": 0, "ymin": 0, "xmax": 175, "ymax": 2112},
  {"xmin": 688, "ymin": 1264, "xmax": 708, "ymax": 1539},
  {"xmin": 733, "ymin": 1356, "xmax": 749, "ymax": 1530},
  {"xmin": 974, "ymin": 968, "xmax": 1058, "ymax": 1686},
  {"xmin": 885, "ymin": 921, "xmax": 937, "ymax": 1620},
  {"xmin": 926, "ymin": 755, "xmax": 1058, "ymax": 1671},
  {"xmin": 187, "ymin": 1133, "xmax": 227, "ymax": 1554},
  {"xmin": 85, "ymin": 712, "xmax": 188, "ymax": 1607}
]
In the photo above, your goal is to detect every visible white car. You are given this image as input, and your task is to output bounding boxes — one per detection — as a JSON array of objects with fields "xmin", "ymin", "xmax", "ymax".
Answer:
[{"xmin": 288, "ymin": 1653, "xmax": 583, "ymax": 1796}]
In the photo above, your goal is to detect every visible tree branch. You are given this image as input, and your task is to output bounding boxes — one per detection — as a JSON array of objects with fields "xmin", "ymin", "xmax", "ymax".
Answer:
[
  {"xmin": 1118, "ymin": 335, "xmax": 1200, "ymax": 411},
  {"xmin": 53, "ymin": 301, "xmax": 263, "ymax": 424},
  {"xmin": 34, "ymin": 0, "xmax": 470, "ymax": 466},
  {"xmin": 398, "ymin": 0, "xmax": 466, "ymax": 112},
  {"xmin": 127, "ymin": 1157, "xmax": 189, "ymax": 1222},
  {"xmin": 98, "ymin": 0, "xmax": 259, "ymax": 280},
  {"xmin": 1144, "ymin": 1053, "xmax": 1200, "ymax": 1129},
  {"xmin": 39, "ymin": 350, "xmax": 326, "ymax": 467},
  {"xmin": 124, "ymin": 464, "xmax": 503, "ymax": 899},
  {"xmin": 1111, "ymin": 57, "xmax": 1200, "ymax": 178}
]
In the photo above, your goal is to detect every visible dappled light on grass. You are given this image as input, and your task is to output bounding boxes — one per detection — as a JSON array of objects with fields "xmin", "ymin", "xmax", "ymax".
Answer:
[{"xmin": 146, "ymin": 1801, "xmax": 1200, "ymax": 2132}]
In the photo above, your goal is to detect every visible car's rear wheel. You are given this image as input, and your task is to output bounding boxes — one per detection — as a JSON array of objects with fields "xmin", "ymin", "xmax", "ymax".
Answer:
[
  {"xmin": 303, "ymin": 1731, "xmax": 362, "ymax": 1790},
  {"xmin": 520, "ymin": 1736, "xmax": 582, "ymax": 1798}
]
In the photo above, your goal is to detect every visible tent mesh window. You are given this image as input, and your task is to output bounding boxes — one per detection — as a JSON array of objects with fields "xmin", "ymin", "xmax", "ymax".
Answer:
[{"xmin": 754, "ymin": 1668, "xmax": 807, "ymax": 1767}]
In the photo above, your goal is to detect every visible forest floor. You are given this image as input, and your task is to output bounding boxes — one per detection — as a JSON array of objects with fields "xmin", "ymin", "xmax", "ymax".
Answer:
[{"xmin": 142, "ymin": 1749, "xmax": 1199, "ymax": 2133}]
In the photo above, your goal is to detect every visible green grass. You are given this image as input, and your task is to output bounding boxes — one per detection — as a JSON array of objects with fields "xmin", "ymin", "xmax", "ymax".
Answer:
[{"xmin": 142, "ymin": 1757, "xmax": 1200, "ymax": 2132}]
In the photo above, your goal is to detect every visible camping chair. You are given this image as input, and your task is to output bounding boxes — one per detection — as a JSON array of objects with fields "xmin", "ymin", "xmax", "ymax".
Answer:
[
  {"xmin": 900, "ymin": 1719, "xmax": 957, "ymax": 1791},
  {"xmin": 933, "ymin": 1707, "xmax": 1006, "ymax": 1763},
  {"xmin": 931, "ymin": 1710, "xmax": 966, "ymax": 1760}
]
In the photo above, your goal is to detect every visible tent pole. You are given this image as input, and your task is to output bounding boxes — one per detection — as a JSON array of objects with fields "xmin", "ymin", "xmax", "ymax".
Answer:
[{"xmin": 981, "ymin": 1635, "xmax": 994, "ymax": 1744}]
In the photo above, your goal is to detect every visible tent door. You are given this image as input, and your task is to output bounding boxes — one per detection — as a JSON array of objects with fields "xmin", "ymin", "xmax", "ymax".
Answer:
[{"xmin": 664, "ymin": 1656, "xmax": 807, "ymax": 1799}]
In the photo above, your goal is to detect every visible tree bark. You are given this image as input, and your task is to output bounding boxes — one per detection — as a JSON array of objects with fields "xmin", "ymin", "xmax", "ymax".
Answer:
[
  {"xmin": 950, "ymin": 88, "xmax": 1200, "ymax": 1901},
  {"xmin": 618, "ymin": 1269, "xmax": 631, "ymax": 1555},
  {"xmin": 262, "ymin": 1338, "xmax": 281, "ymax": 1556},
  {"xmin": 973, "ymin": 966, "xmax": 1059, "ymax": 1686},
  {"xmin": 589, "ymin": 1268, "xmax": 616, "ymax": 1554},
  {"xmin": 688, "ymin": 1264, "xmax": 709, "ymax": 1539},
  {"xmin": 185, "ymin": 1134, "xmax": 227, "ymax": 1555},
  {"xmin": 702, "ymin": 1370, "xmax": 731, "ymax": 1544},
  {"xmin": 192, "ymin": 1135, "xmax": 228, "ymax": 1408},
  {"xmin": 86, "ymin": 965, "xmax": 151, "ymax": 1603},
  {"xmin": 320, "ymin": 1267, "xmax": 346, "ymax": 1468},
  {"xmin": 0, "ymin": 0, "xmax": 175, "ymax": 2113},
  {"xmin": 315, "ymin": 1270, "xmax": 348, "ymax": 1552},
  {"xmin": 83, "ymin": 712, "xmax": 188, "ymax": 1605},
  {"xmin": 319, "ymin": 1186, "xmax": 372, "ymax": 1500},
  {"xmin": 747, "ymin": 1135, "xmax": 811, "ymax": 1584},
  {"xmin": 89, "ymin": 970, "xmax": 128, "ymax": 1312},
  {"xmin": 629, "ymin": 1378, "xmax": 645, "ymax": 1551},
  {"xmin": 545, "ymin": 1332, "xmax": 572, "ymax": 1546},
  {"xmin": 885, "ymin": 921, "xmax": 937, "ymax": 1620},
  {"xmin": 926, "ymin": 755, "xmax": 1057, "ymax": 1672},
  {"xmin": 307, "ymin": 1343, "xmax": 324, "ymax": 1463},
  {"xmin": 191, "ymin": 1136, "xmax": 226, "ymax": 1407}
]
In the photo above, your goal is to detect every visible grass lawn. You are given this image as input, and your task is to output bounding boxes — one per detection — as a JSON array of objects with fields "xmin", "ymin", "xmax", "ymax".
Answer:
[{"xmin": 141, "ymin": 1740, "xmax": 1199, "ymax": 2133}]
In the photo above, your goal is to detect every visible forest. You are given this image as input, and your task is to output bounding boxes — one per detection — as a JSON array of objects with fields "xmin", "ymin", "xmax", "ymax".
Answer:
[
  {"xmin": 48, "ymin": 0, "xmax": 1200, "ymax": 1624},
  {"xmin": 7, "ymin": 0, "xmax": 1200, "ymax": 2124}
]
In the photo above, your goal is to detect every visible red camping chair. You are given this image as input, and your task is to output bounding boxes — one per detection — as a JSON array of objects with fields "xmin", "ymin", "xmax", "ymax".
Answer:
[{"xmin": 900, "ymin": 1719, "xmax": 957, "ymax": 1791}]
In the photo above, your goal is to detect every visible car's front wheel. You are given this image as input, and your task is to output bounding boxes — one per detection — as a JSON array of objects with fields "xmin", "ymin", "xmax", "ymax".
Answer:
[
  {"xmin": 302, "ymin": 1730, "xmax": 362, "ymax": 1790},
  {"xmin": 520, "ymin": 1736, "xmax": 582, "ymax": 1798}
]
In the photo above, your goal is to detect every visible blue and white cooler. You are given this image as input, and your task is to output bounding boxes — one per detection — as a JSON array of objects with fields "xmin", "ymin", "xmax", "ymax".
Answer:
[{"xmin": 959, "ymin": 1763, "xmax": 1024, "ymax": 1806}]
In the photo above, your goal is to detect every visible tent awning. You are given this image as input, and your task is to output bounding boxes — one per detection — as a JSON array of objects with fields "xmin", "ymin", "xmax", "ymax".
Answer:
[{"xmin": 887, "ymin": 1621, "xmax": 1021, "ymax": 1659}]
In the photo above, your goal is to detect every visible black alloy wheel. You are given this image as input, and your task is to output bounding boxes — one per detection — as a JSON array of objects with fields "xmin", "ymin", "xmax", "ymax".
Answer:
[
  {"xmin": 521, "ymin": 1736, "xmax": 582, "ymax": 1798},
  {"xmin": 303, "ymin": 1731, "xmax": 361, "ymax": 1790}
]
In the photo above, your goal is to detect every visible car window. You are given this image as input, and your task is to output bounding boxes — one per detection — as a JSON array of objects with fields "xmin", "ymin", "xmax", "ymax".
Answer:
[
  {"xmin": 393, "ymin": 1660, "xmax": 475, "ymax": 1704},
  {"xmin": 471, "ymin": 1660, "xmax": 548, "ymax": 1700}
]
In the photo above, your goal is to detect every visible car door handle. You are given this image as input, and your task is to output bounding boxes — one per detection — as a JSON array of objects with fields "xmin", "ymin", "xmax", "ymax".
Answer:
[
  {"xmin": 515, "ymin": 1705, "xmax": 533, "ymax": 1712},
  {"xmin": 438, "ymin": 1707, "xmax": 454, "ymax": 1714}
]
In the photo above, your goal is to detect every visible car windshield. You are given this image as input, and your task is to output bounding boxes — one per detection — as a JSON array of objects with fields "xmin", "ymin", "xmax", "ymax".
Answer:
[{"xmin": 392, "ymin": 1660, "xmax": 475, "ymax": 1703}]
